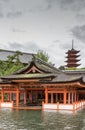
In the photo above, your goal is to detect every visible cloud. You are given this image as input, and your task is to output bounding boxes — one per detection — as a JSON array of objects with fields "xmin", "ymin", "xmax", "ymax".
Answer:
[
  {"xmin": 7, "ymin": 11, "xmax": 22, "ymax": 18},
  {"xmin": 76, "ymin": 14, "xmax": 85, "ymax": 22},
  {"xmin": 57, "ymin": 0, "xmax": 85, "ymax": 12},
  {"xmin": 59, "ymin": 42, "xmax": 72, "ymax": 50},
  {"xmin": 12, "ymin": 28, "xmax": 27, "ymax": 33},
  {"xmin": 45, "ymin": 0, "xmax": 85, "ymax": 13},
  {"xmin": 0, "ymin": 0, "xmax": 10, "ymax": 3},
  {"xmin": 7, "ymin": 42, "xmax": 40, "ymax": 53},
  {"xmin": 45, "ymin": 0, "xmax": 74, "ymax": 10},
  {"xmin": 59, "ymin": 0, "xmax": 74, "ymax": 9},
  {"xmin": 71, "ymin": 25, "xmax": 85, "ymax": 43},
  {"xmin": 0, "ymin": 3, "xmax": 4, "ymax": 18},
  {"xmin": 49, "ymin": 40, "xmax": 72, "ymax": 50},
  {"xmin": 52, "ymin": 40, "xmax": 60, "ymax": 43},
  {"xmin": 0, "ymin": 12, "xmax": 4, "ymax": 18},
  {"xmin": 25, "ymin": 0, "xmax": 54, "ymax": 12},
  {"xmin": 43, "ymin": 41, "xmax": 66, "ymax": 67}
]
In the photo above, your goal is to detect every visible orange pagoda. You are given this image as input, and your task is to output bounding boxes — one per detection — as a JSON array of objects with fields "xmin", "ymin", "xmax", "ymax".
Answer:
[{"xmin": 65, "ymin": 41, "xmax": 81, "ymax": 68}]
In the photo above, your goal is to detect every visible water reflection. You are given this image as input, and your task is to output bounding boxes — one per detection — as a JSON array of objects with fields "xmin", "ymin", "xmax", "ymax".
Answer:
[{"xmin": 0, "ymin": 108, "xmax": 85, "ymax": 129}]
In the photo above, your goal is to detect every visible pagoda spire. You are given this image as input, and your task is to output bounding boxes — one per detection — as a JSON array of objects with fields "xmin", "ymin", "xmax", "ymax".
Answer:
[
  {"xmin": 72, "ymin": 39, "xmax": 74, "ymax": 50},
  {"xmin": 65, "ymin": 40, "xmax": 81, "ymax": 68}
]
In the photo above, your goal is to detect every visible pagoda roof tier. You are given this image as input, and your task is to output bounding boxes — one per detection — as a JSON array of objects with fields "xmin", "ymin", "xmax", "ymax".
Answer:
[
  {"xmin": 65, "ymin": 59, "xmax": 80, "ymax": 62},
  {"xmin": 66, "ymin": 49, "xmax": 80, "ymax": 54},
  {"xmin": 66, "ymin": 64, "xmax": 81, "ymax": 67},
  {"xmin": 66, "ymin": 55, "xmax": 80, "ymax": 58}
]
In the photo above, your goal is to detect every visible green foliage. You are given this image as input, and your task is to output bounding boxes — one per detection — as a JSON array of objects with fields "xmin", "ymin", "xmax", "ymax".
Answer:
[
  {"xmin": 0, "ymin": 51, "xmax": 24, "ymax": 76},
  {"xmin": 64, "ymin": 67, "xmax": 85, "ymax": 70},
  {"xmin": 36, "ymin": 50, "xmax": 49, "ymax": 62},
  {"xmin": 80, "ymin": 67, "xmax": 85, "ymax": 70},
  {"xmin": 59, "ymin": 66, "xmax": 65, "ymax": 70},
  {"xmin": 65, "ymin": 67, "xmax": 77, "ymax": 70},
  {"xmin": 36, "ymin": 50, "xmax": 54, "ymax": 66}
]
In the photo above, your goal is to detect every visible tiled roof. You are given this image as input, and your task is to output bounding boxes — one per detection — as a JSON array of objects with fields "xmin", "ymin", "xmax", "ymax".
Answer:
[
  {"xmin": 15, "ymin": 56, "xmax": 61, "ymax": 74},
  {"xmin": 64, "ymin": 70, "xmax": 85, "ymax": 83},
  {"xmin": 1, "ymin": 73, "xmax": 84, "ymax": 84},
  {"xmin": 1, "ymin": 73, "xmax": 56, "ymax": 80},
  {"xmin": 0, "ymin": 49, "xmax": 34, "ymax": 63},
  {"xmin": 0, "ymin": 50, "xmax": 85, "ymax": 84},
  {"xmin": 51, "ymin": 73, "xmax": 82, "ymax": 83}
]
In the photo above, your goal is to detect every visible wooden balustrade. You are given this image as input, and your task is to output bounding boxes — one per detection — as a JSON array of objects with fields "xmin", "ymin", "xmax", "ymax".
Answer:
[{"xmin": 42, "ymin": 100, "xmax": 85, "ymax": 111}]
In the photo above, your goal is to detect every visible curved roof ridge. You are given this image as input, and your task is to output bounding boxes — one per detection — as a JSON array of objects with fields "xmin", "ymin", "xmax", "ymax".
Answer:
[
  {"xmin": 0, "ymin": 48, "xmax": 35, "ymax": 55},
  {"xmin": 33, "ymin": 55, "xmax": 61, "ymax": 72},
  {"xmin": 13, "ymin": 55, "xmax": 63, "ymax": 74},
  {"xmin": 13, "ymin": 61, "xmax": 31, "ymax": 74}
]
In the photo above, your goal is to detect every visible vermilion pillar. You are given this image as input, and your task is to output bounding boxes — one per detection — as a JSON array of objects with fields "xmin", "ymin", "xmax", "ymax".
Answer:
[
  {"xmin": 1, "ymin": 88, "xmax": 4, "ymax": 102},
  {"xmin": 16, "ymin": 88, "xmax": 19, "ymax": 107},
  {"xmin": 75, "ymin": 92, "xmax": 76, "ymax": 102},
  {"xmin": 29, "ymin": 91, "xmax": 32, "ymax": 103},
  {"xmin": 72, "ymin": 92, "xmax": 74, "ymax": 103},
  {"xmin": 45, "ymin": 87, "xmax": 48, "ymax": 103},
  {"xmin": 8, "ymin": 93, "xmax": 10, "ymax": 101},
  {"xmin": 51, "ymin": 93, "xmax": 53, "ymax": 103},
  {"xmin": 76, "ymin": 92, "xmax": 78, "ymax": 101},
  {"xmin": 24, "ymin": 91, "xmax": 27, "ymax": 105},
  {"xmin": 10, "ymin": 92, "xmax": 12, "ymax": 101},
  {"xmin": 64, "ymin": 89, "xmax": 66, "ymax": 104},
  {"xmin": 68, "ymin": 92, "xmax": 70, "ymax": 104},
  {"xmin": 56, "ymin": 93, "xmax": 58, "ymax": 102}
]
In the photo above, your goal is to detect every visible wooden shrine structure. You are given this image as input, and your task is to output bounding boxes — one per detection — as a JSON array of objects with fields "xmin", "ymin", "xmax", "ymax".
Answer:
[{"xmin": 0, "ymin": 56, "xmax": 85, "ymax": 111}]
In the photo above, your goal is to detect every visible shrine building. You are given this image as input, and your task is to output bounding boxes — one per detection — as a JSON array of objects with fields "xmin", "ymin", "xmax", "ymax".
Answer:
[{"xmin": 0, "ymin": 55, "xmax": 85, "ymax": 111}]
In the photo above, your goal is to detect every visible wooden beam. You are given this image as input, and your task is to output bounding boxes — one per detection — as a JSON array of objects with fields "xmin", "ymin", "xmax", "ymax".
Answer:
[
  {"xmin": 25, "ymin": 66, "xmax": 43, "ymax": 74},
  {"xmin": 12, "ymin": 79, "xmax": 39, "ymax": 83},
  {"xmin": 78, "ymin": 90, "xmax": 85, "ymax": 93},
  {"xmin": 26, "ymin": 88, "xmax": 45, "ymax": 90},
  {"xmin": 41, "ymin": 82, "xmax": 84, "ymax": 87},
  {"xmin": 0, "ymin": 84, "xmax": 15, "ymax": 87},
  {"xmin": 48, "ymin": 91, "xmax": 64, "ymax": 93}
]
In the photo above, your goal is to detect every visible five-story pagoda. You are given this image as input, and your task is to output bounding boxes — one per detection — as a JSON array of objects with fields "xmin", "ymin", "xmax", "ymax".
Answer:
[{"xmin": 65, "ymin": 40, "xmax": 81, "ymax": 68}]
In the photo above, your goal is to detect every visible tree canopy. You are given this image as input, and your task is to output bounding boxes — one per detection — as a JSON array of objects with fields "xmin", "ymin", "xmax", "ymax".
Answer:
[
  {"xmin": 0, "ymin": 51, "xmax": 24, "ymax": 76},
  {"xmin": 36, "ymin": 50, "xmax": 49, "ymax": 62},
  {"xmin": 36, "ymin": 50, "xmax": 54, "ymax": 66}
]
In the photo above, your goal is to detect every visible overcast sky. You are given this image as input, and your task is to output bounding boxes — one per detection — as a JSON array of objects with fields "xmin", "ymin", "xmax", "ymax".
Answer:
[{"xmin": 0, "ymin": 0, "xmax": 85, "ymax": 67}]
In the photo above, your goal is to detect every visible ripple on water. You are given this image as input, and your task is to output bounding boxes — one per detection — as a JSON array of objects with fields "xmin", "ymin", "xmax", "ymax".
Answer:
[{"xmin": 0, "ymin": 108, "xmax": 84, "ymax": 129}]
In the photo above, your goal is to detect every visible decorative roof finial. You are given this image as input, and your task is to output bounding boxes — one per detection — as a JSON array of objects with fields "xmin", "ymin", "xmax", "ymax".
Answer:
[{"xmin": 72, "ymin": 39, "xmax": 74, "ymax": 50}]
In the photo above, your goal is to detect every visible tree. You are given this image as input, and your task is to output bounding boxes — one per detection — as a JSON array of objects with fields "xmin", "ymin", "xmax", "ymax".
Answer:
[
  {"xmin": 36, "ymin": 50, "xmax": 54, "ymax": 66},
  {"xmin": 0, "ymin": 51, "xmax": 24, "ymax": 76},
  {"xmin": 36, "ymin": 50, "xmax": 49, "ymax": 62},
  {"xmin": 59, "ymin": 66, "xmax": 65, "ymax": 70}
]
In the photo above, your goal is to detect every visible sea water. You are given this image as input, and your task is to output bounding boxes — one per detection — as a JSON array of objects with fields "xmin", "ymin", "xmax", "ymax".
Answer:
[{"xmin": 0, "ymin": 108, "xmax": 85, "ymax": 130}]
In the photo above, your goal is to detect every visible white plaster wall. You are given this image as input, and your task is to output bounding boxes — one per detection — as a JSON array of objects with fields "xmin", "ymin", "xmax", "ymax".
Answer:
[
  {"xmin": 59, "ymin": 104, "xmax": 73, "ymax": 110},
  {"xmin": 44, "ymin": 104, "xmax": 57, "ymax": 109},
  {"xmin": 1, "ymin": 102, "xmax": 13, "ymax": 108}
]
